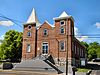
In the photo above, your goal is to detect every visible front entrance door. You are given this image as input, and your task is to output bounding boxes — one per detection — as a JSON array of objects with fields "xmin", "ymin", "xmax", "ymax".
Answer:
[{"xmin": 42, "ymin": 43, "xmax": 48, "ymax": 54}]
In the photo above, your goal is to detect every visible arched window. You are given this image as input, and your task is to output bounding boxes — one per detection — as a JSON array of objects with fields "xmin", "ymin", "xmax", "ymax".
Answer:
[
  {"xmin": 60, "ymin": 41, "xmax": 65, "ymax": 51},
  {"xmin": 27, "ymin": 44, "xmax": 31, "ymax": 52},
  {"xmin": 43, "ymin": 29, "xmax": 48, "ymax": 36},
  {"xmin": 60, "ymin": 27, "xmax": 64, "ymax": 34},
  {"xmin": 27, "ymin": 32, "xmax": 31, "ymax": 37}
]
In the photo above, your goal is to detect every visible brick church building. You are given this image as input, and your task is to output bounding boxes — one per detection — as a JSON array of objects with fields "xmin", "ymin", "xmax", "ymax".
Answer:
[{"xmin": 22, "ymin": 9, "xmax": 86, "ymax": 67}]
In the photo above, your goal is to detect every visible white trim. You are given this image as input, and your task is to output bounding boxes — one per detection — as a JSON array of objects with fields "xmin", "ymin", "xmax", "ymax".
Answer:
[
  {"xmin": 60, "ymin": 27, "xmax": 65, "ymax": 34},
  {"xmin": 27, "ymin": 44, "xmax": 31, "ymax": 52},
  {"xmin": 42, "ymin": 42, "xmax": 49, "ymax": 54},
  {"xmin": 60, "ymin": 20, "xmax": 65, "ymax": 26},
  {"xmin": 27, "ymin": 31, "xmax": 31, "ymax": 37},
  {"xmin": 45, "ymin": 20, "xmax": 55, "ymax": 27},
  {"xmin": 43, "ymin": 28, "xmax": 48, "ymax": 36},
  {"xmin": 59, "ymin": 41, "xmax": 65, "ymax": 51},
  {"xmin": 59, "ymin": 11, "xmax": 69, "ymax": 18},
  {"xmin": 28, "ymin": 25, "xmax": 32, "ymax": 30}
]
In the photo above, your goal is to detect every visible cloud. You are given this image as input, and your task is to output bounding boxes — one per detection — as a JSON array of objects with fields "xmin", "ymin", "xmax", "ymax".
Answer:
[
  {"xmin": 0, "ymin": 20, "xmax": 14, "ymax": 26},
  {"xmin": 0, "ymin": 35, "xmax": 4, "ymax": 44},
  {"xmin": 74, "ymin": 27, "xmax": 88, "ymax": 41},
  {"xmin": 0, "ymin": 35, "xmax": 4, "ymax": 40},
  {"xmin": 77, "ymin": 36, "xmax": 88, "ymax": 41},
  {"xmin": 74, "ymin": 27, "xmax": 79, "ymax": 35},
  {"xmin": 95, "ymin": 22, "xmax": 100, "ymax": 28}
]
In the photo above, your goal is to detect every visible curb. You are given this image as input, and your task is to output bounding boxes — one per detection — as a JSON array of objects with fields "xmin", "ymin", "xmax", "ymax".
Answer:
[{"xmin": 86, "ymin": 70, "xmax": 92, "ymax": 75}]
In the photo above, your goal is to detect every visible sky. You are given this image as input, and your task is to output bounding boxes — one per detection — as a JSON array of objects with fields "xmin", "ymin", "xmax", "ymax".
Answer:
[{"xmin": 0, "ymin": 0, "xmax": 100, "ymax": 43}]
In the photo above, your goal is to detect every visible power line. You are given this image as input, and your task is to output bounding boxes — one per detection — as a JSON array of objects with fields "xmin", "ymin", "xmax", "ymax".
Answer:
[
  {"xmin": 75, "ymin": 34, "xmax": 100, "ymax": 38},
  {"xmin": 76, "ymin": 36, "xmax": 100, "ymax": 38},
  {"xmin": 0, "ymin": 13, "xmax": 100, "ymax": 39},
  {"xmin": 0, "ymin": 13, "xmax": 23, "ymax": 28},
  {"xmin": 0, "ymin": 16, "xmax": 23, "ymax": 28}
]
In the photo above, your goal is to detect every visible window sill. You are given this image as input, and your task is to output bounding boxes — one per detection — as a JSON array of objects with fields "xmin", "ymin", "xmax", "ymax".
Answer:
[{"xmin": 60, "ymin": 50, "xmax": 66, "ymax": 52}]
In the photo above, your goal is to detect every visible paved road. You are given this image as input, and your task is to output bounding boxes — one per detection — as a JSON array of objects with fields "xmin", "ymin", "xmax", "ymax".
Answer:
[
  {"xmin": 0, "ymin": 70, "xmax": 58, "ymax": 75},
  {"xmin": 87, "ymin": 62, "xmax": 100, "ymax": 75},
  {"xmin": 91, "ymin": 70, "xmax": 100, "ymax": 75}
]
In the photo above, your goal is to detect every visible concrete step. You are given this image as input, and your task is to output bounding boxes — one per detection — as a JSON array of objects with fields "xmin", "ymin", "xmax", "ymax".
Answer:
[{"xmin": 13, "ymin": 55, "xmax": 63, "ymax": 74}]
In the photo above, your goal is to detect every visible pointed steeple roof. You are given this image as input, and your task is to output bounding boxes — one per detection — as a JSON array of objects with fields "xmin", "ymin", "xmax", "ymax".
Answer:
[
  {"xmin": 53, "ymin": 11, "xmax": 71, "ymax": 20},
  {"xmin": 27, "ymin": 8, "xmax": 39, "ymax": 23},
  {"xmin": 26, "ymin": 8, "xmax": 41, "ymax": 27},
  {"xmin": 59, "ymin": 11, "xmax": 69, "ymax": 18}
]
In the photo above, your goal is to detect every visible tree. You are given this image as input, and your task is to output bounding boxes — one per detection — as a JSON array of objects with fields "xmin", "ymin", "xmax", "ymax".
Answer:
[
  {"xmin": 81, "ymin": 41, "xmax": 89, "ymax": 48},
  {"xmin": 0, "ymin": 43, "xmax": 6, "ymax": 60},
  {"xmin": 88, "ymin": 48, "xmax": 97, "ymax": 60},
  {"xmin": 81, "ymin": 41, "xmax": 100, "ymax": 61},
  {"xmin": 81, "ymin": 41, "xmax": 89, "ymax": 57},
  {"xmin": 0, "ymin": 30, "xmax": 22, "ymax": 60},
  {"xmin": 88, "ymin": 42, "xmax": 100, "ymax": 60}
]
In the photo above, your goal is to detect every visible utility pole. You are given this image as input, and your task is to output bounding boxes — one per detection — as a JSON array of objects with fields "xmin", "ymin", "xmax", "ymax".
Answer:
[
  {"xmin": 66, "ymin": 34, "xmax": 68, "ymax": 75},
  {"xmin": 55, "ymin": 38, "xmax": 60, "ymax": 65}
]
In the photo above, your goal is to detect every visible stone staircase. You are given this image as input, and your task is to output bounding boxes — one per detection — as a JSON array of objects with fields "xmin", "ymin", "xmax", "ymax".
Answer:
[{"xmin": 13, "ymin": 54, "xmax": 63, "ymax": 74}]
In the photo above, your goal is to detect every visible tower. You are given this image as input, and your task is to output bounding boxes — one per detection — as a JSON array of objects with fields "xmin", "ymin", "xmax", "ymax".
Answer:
[
  {"xmin": 22, "ymin": 8, "xmax": 40, "ymax": 60},
  {"xmin": 53, "ymin": 11, "xmax": 74, "ymax": 74}
]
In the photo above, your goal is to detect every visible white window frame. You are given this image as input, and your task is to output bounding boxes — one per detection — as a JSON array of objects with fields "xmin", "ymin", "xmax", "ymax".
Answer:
[
  {"xmin": 60, "ymin": 20, "xmax": 65, "ymax": 26},
  {"xmin": 27, "ymin": 44, "xmax": 31, "ymax": 52},
  {"xmin": 27, "ymin": 32, "xmax": 31, "ymax": 37},
  {"xmin": 60, "ymin": 41, "xmax": 65, "ymax": 51},
  {"xmin": 43, "ymin": 29, "xmax": 48, "ymax": 36},
  {"xmin": 42, "ymin": 42, "xmax": 48, "ymax": 54},
  {"xmin": 60, "ymin": 27, "xmax": 65, "ymax": 34},
  {"xmin": 28, "ymin": 25, "xmax": 32, "ymax": 29}
]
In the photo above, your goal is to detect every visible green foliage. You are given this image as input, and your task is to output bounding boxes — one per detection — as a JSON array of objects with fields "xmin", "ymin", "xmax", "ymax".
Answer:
[
  {"xmin": 81, "ymin": 41, "xmax": 89, "ymax": 56},
  {"xmin": 81, "ymin": 41, "xmax": 89, "ymax": 48},
  {"xmin": 88, "ymin": 42, "xmax": 100, "ymax": 60},
  {"xmin": 0, "ymin": 43, "xmax": 6, "ymax": 60},
  {"xmin": 77, "ymin": 68, "xmax": 90, "ymax": 72},
  {"xmin": 0, "ymin": 30, "xmax": 22, "ymax": 60},
  {"xmin": 81, "ymin": 41, "xmax": 100, "ymax": 61}
]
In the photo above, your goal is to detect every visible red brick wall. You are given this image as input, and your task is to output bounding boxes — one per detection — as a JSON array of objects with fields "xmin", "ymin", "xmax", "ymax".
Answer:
[
  {"xmin": 22, "ymin": 17, "xmax": 86, "ymax": 64},
  {"xmin": 36, "ymin": 19, "xmax": 73, "ymax": 61},
  {"xmin": 22, "ymin": 23, "xmax": 36, "ymax": 60}
]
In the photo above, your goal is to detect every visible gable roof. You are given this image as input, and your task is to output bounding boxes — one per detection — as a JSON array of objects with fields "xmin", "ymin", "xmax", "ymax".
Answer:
[
  {"xmin": 45, "ymin": 20, "xmax": 55, "ymax": 27},
  {"xmin": 37, "ymin": 20, "xmax": 55, "ymax": 30}
]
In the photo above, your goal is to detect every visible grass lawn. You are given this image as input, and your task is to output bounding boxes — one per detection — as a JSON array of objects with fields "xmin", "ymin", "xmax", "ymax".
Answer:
[
  {"xmin": 0, "ymin": 62, "xmax": 2, "ymax": 65},
  {"xmin": 77, "ymin": 68, "xmax": 91, "ymax": 72}
]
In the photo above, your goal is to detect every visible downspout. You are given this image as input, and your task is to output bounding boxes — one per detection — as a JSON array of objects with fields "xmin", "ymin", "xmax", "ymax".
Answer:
[{"xmin": 35, "ymin": 28, "xmax": 37, "ymax": 57}]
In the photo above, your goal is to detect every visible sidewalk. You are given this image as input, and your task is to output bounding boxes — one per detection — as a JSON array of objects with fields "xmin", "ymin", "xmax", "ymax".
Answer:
[{"xmin": 0, "ymin": 69, "xmax": 59, "ymax": 75}]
